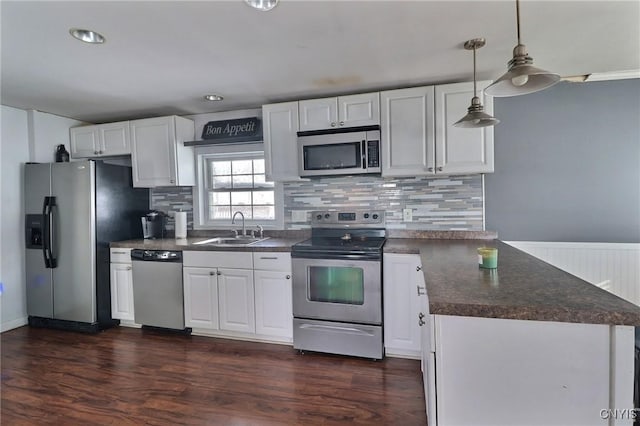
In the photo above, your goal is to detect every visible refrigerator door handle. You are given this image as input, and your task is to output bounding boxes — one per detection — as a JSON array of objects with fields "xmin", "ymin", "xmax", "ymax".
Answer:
[{"xmin": 42, "ymin": 196, "xmax": 57, "ymax": 268}]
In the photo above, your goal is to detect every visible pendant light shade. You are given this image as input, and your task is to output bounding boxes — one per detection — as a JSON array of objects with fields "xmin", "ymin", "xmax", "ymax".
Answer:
[
  {"xmin": 485, "ymin": 0, "xmax": 560, "ymax": 97},
  {"xmin": 454, "ymin": 38, "xmax": 499, "ymax": 129}
]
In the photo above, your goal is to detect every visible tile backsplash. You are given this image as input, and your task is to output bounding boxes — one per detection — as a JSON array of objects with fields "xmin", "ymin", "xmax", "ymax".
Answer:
[
  {"xmin": 284, "ymin": 175, "xmax": 483, "ymax": 230},
  {"xmin": 151, "ymin": 174, "xmax": 483, "ymax": 231}
]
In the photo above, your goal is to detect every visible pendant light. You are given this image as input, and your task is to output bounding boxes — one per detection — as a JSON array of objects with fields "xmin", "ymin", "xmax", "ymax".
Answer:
[
  {"xmin": 454, "ymin": 38, "xmax": 499, "ymax": 128},
  {"xmin": 485, "ymin": 0, "xmax": 560, "ymax": 97}
]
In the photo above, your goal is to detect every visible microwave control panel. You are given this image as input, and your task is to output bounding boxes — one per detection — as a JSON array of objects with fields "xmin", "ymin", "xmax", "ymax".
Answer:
[{"xmin": 367, "ymin": 141, "xmax": 380, "ymax": 168}]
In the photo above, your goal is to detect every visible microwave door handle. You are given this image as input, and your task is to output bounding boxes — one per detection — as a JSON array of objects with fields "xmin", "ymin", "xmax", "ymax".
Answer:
[{"xmin": 361, "ymin": 140, "xmax": 366, "ymax": 169}]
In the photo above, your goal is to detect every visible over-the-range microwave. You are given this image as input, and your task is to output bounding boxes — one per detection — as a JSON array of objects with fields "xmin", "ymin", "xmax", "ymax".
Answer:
[{"xmin": 297, "ymin": 126, "xmax": 381, "ymax": 177}]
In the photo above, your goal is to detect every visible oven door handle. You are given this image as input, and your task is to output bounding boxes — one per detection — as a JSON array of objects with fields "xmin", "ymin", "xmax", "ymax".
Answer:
[{"xmin": 299, "ymin": 323, "xmax": 375, "ymax": 337}]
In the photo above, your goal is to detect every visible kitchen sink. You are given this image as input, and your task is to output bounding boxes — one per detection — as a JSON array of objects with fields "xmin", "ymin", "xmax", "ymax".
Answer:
[{"xmin": 193, "ymin": 236, "xmax": 270, "ymax": 247}]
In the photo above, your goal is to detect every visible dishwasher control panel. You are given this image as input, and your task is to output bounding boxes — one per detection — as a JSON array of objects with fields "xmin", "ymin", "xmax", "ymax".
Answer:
[{"xmin": 131, "ymin": 249, "xmax": 182, "ymax": 262}]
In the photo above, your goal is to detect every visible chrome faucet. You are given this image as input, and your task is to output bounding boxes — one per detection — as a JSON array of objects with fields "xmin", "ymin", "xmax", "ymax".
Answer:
[{"xmin": 231, "ymin": 211, "xmax": 246, "ymax": 236}]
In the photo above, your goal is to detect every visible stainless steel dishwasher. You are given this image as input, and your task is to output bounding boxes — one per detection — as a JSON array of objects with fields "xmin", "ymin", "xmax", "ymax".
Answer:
[{"xmin": 131, "ymin": 249, "xmax": 185, "ymax": 330}]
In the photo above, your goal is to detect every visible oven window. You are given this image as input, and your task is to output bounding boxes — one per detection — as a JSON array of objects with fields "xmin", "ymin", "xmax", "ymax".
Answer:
[
  {"xmin": 308, "ymin": 266, "xmax": 364, "ymax": 305},
  {"xmin": 303, "ymin": 142, "xmax": 361, "ymax": 170}
]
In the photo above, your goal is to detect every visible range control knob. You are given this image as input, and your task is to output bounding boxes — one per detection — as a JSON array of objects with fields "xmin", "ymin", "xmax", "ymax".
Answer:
[
  {"xmin": 372, "ymin": 214, "xmax": 379, "ymax": 220},
  {"xmin": 324, "ymin": 213, "xmax": 331, "ymax": 219},
  {"xmin": 364, "ymin": 213, "xmax": 370, "ymax": 219},
  {"xmin": 316, "ymin": 214, "xmax": 323, "ymax": 220}
]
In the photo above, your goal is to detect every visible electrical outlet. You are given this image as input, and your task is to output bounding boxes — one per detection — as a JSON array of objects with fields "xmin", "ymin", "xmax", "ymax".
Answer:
[
  {"xmin": 403, "ymin": 208, "xmax": 413, "ymax": 222},
  {"xmin": 292, "ymin": 210, "xmax": 307, "ymax": 222}
]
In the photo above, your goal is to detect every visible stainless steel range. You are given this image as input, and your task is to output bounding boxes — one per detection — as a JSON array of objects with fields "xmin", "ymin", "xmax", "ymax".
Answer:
[{"xmin": 291, "ymin": 210, "xmax": 386, "ymax": 359}]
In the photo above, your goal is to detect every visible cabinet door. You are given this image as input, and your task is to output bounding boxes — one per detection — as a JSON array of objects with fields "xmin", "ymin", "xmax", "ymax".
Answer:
[
  {"xmin": 383, "ymin": 253, "xmax": 426, "ymax": 357},
  {"xmin": 380, "ymin": 87, "xmax": 435, "ymax": 177},
  {"xmin": 183, "ymin": 267, "xmax": 219, "ymax": 330},
  {"xmin": 298, "ymin": 97, "xmax": 338, "ymax": 131},
  {"xmin": 262, "ymin": 101, "xmax": 300, "ymax": 181},
  {"xmin": 435, "ymin": 81, "xmax": 494, "ymax": 174},
  {"xmin": 254, "ymin": 270, "xmax": 292, "ymax": 339},
  {"xmin": 70, "ymin": 126, "xmax": 100, "ymax": 158},
  {"xmin": 110, "ymin": 262, "xmax": 134, "ymax": 321},
  {"xmin": 218, "ymin": 268, "xmax": 255, "ymax": 333},
  {"xmin": 99, "ymin": 121, "xmax": 131, "ymax": 156},
  {"xmin": 130, "ymin": 117, "xmax": 177, "ymax": 187},
  {"xmin": 338, "ymin": 92, "xmax": 380, "ymax": 127}
]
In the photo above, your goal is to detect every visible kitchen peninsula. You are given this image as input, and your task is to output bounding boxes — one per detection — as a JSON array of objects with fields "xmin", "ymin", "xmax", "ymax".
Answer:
[{"xmin": 385, "ymin": 239, "xmax": 640, "ymax": 425}]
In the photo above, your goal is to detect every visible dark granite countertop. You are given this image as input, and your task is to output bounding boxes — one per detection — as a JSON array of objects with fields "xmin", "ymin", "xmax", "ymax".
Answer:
[
  {"xmin": 110, "ymin": 237, "xmax": 304, "ymax": 252},
  {"xmin": 418, "ymin": 240, "xmax": 640, "ymax": 326}
]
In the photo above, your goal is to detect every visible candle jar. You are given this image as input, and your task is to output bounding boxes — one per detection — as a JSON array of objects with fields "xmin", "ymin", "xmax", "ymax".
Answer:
[{"xmin": 478, "ymin": 247, "xmax": 498, "ymax": 269}]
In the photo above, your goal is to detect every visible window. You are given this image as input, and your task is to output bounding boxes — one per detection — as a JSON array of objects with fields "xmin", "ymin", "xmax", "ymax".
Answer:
[
  {"xmin": 194, "ymin": 146, "xmax": 283, "ymax": 229},
  {"xmin": 207, "ymin": 156, "xmax": 274, "ymax": 220}
]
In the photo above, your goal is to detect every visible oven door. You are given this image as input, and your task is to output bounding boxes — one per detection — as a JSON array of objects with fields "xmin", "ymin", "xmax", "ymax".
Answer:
[{"xmin": 292, "ymin": 257, "xmax": 382, "ymax": 325}]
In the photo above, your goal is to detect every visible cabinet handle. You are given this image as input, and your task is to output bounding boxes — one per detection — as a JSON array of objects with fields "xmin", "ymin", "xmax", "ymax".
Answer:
[
  {"xmin": 331, "ymin": 122, "xmax": 336, "ymax": 127},
  {"xmin": 112, "ymin": 251, "xmax": 127, "ymax": 254},
  {"xmin": 286, "ymin": 275, "xmax": 291, "ymax": 279},
  {"xmin": 417, "ymin": 285, "xmax": 426, "ymax": 296},
  {"xmin": 416, "ymin": 266, "xmax": 422, "ymax": 272},
  {"xmin": 339, "ymin": 121, "xmax": 344, "ymax": 126},
  {"xmin": 260, "ymin": 256, "xmax": 278, "ymax": 260},
  {"xmin": 427, "ymin": 167, "xmax": 434, "ymax": 172},
  {"xmin": 94, "ymin": 150, "xmax": 99, "ymax": 155},
  {"xmin": 169, "ymin": 179, "xmax": 175, "ymax": 184},
  {"xmin": 127, "ymin": 266, "xmax": 132, "ymax": 271},
  {"xmin": 217, "ymin": 271, "xmax": 221, "ymax": 275},
  {"xmin": 209, "ymin": 271, "xmax": 215, "ymax": 276},
  {"xmin": 418, "ymin": 318, "xmax": 425, "ymax": 327},
  {"xmin": 437, "ymin": 166, "xmax": 443, "ymax": 172},
  {"xmin": 419, "ymin": 312, "xmax": 425, "ymax": 320}
]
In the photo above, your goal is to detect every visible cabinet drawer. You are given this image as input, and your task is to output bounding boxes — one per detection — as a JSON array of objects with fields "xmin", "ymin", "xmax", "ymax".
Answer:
[
  {"xmin": 253, "ymin": 252, "xmax": 291, "ymax": 271},
  {"xmin": 110, "ymin": 248, "xmax": 132, "ymax": 264},
  {"xmin": 184, "ymin": 251, "xmax": 253, "ymax": 269}
]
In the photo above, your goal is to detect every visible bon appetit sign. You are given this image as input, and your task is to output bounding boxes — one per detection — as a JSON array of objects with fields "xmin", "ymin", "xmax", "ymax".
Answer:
[{"xmin": 201, "ymin": 117, "xmax": 262, "ymax": 142}]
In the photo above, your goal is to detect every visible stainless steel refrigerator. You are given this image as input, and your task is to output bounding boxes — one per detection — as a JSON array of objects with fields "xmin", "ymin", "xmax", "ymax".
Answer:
[{"xmin": 24, "ymin": 160, "xmax": 149, "ymax": 332}]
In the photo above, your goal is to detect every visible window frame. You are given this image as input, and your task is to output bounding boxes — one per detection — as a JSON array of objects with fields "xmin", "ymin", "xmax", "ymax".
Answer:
[{"xmin": 193, "ymin": 143, "xmax": 284, "ymax": 230}]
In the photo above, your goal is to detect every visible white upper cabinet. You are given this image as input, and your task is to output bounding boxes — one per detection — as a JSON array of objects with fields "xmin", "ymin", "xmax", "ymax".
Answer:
[
  {"xmin": 381, "ymin": 83, "xmax": 494, "ymax": 177},
  {"xmin": 380, "ymin": 86, "xmax": 435, "ymax": 177},
  {"xmin": 262, "ymin": 101, "xmax": 300, "ymax": 181},
  {"xmin": 435, "ymin": 81, "xmax": 495, "ymax": 174},
  {"xmin": 130, "ymin": 115, "xmax": 195, "ymax": 188},
  {"xmin": 299, "ymin": 92, "xmax": 380, "ymax": 131},
  {"xmin": 70, "ymin": 121, "xmax": 131, "ymax": 158}
]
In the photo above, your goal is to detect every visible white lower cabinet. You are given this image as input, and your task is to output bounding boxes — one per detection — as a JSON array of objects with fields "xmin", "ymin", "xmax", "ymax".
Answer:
[
  {"xmin": 109, "ymin": 248, "xmax": 136, "ymax": 323},
  {"xmin": 182, "ymin": 251, "xmax": 293, "ymax": 343},
  {"xmin": 383, "ymin": 253, "xmax": 426, "ymax": 358},
  {"xmin": 253, "ymin": 252, "xmax": 293, "ymax": 341},
  {"xmin": 218, "ymin": 268, "xmax": 255, "ymax": 333},
  {"xmin": 183, "ymin": 267, "xmax": 219, "ymax": 330}
]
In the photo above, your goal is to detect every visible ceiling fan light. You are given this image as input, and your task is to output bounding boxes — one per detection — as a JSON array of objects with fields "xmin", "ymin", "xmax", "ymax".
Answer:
[
  {"xmin": 485, "ymin": 63, "xmax": 561, "ymax": 97},
  {"xmin": 244, "ymin": 0, "xmax": 278, "ymax": 11}
]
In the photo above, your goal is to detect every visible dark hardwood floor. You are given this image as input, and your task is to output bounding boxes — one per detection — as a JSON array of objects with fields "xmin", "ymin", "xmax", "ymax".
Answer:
[{"xmin": 1, "ymin": 326, "xmax": 426, "ymax": 425}]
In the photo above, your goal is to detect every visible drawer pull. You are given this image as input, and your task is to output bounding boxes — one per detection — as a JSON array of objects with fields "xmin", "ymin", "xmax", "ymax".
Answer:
[
  {"xmin": 112, "ymin": 251, "xmax": 127, "ymax": 254},
  {"xmin": 260, "ymin": 256, "xmax": 279, "ymax": 260},
  {"xmin": 286, "ymin": 275, "xmax": 291, "ymax": 279}
]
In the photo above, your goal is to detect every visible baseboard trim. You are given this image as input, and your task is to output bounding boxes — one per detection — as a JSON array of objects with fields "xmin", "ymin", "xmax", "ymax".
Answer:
[{"xmin": 1, "ymin": 317, "xmax": 28, "ymax": 333}]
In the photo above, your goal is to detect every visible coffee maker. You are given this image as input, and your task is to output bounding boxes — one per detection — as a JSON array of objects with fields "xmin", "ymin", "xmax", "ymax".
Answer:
[{"xmin": 141, "ymin": 211, "xmax": 165, "ymax": 239}]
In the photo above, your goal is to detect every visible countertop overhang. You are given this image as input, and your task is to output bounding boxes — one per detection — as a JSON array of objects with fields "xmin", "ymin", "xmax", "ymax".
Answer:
[{"xmin": 408, "ymin": 240, "xmax": 640, "ymax": 326}]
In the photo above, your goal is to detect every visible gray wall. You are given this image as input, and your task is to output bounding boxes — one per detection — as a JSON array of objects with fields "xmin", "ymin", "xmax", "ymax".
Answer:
[{"xmin": 485, "ymin": 79, "xmax": 640, "ymax": 243}]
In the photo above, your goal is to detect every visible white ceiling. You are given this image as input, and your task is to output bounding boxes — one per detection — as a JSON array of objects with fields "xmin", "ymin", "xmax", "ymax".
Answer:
[{"xmin": 1, "ymin": 0, "xmax": 638, "ymax": 123}]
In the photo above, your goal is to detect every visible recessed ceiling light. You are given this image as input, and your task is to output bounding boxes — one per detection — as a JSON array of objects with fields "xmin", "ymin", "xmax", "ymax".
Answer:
[
  {"xmin": 69, "ymin": 28, "xmax": 105, "ymax": 44},
  {"xmin": 245, "ymin": 0, "xmax": 278, "ymax": 11},
  {"xmin": 204, "ymin": 94, "xmax": 224, "ymax": 101}
]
